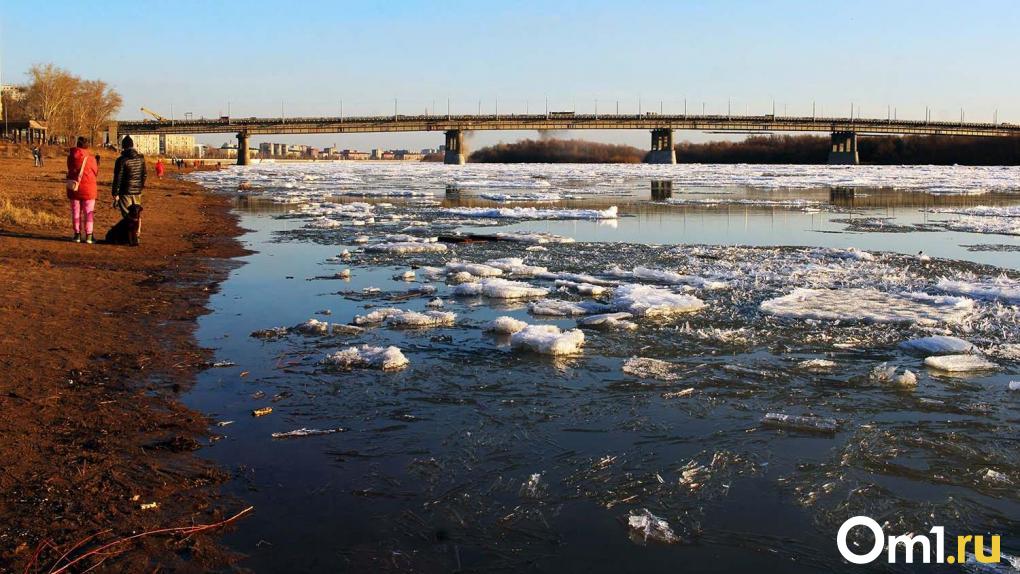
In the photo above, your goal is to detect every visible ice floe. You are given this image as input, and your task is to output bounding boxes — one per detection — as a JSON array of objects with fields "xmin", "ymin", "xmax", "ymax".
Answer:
[
  {"xmin": 483, "ymin": 316, "xmax": 529, "ymax": 335},
  {"xmin": 900, "ymin": 335, "xmax": 977, "ymax": 354},
  {"xmin": 760, "ymin": 288, "xmax": 976, "ymax": 325},
  {"xmin": 923, "ymin": 354, "xmax": 997, "ymax": 372},
  {"xmin": 611, "ymin": 284, "xmax": 706, "ymax": 317},
  {"xmin": 762, "ymin": 413, "xmax": 838, "ymax": 433},
  {"xmin": 454, "ymin": 278, "xmax": 550, "ymax": 299},
  {"xmin": 510, "ymin": 324, "xmax": 585, "ymax": 355},
  {"xmin": 576, "ymin": 312, "xmax": 639, "ymax": 331},
  {"xmin": 440, "ymin": 205, "xmax": 618, "ymax": 220},
  {"xmin": 627, "ymin": 508, "xmax": 682, "ymax": 545},
  {"xmin": 937, "ymin": 275, "xmax": 1020, "ymax": 304},
  {"xmin": 322, "ymin": 345, "xmax": 409, "ymax": 371}
]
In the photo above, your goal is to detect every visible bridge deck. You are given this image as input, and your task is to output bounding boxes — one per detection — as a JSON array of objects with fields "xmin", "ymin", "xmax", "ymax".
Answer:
[{"xmin": 114, "ymin": 114, "xmax": 1020, "ymax": 138}]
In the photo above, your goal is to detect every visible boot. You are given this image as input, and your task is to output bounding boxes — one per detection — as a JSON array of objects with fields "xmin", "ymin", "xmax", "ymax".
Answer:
[
  {"xmin": 72, "ymin": 233, "xmax": 81, "ymax": 243},
  {"xmin": 85, "ymin": 234, "xmax": 94, "ymax": 245}
]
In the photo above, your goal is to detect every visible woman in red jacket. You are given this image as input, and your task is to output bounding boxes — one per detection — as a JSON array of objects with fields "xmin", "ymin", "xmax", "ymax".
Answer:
[{"xmin": 66, "ymin": 137, "xmax": 100, "ymax": 244}]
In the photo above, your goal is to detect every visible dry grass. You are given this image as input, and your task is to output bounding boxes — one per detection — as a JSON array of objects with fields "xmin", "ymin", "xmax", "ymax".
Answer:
[{"xmin": 0, "ymin": 193, "xmax": 64, "ymax": 227}]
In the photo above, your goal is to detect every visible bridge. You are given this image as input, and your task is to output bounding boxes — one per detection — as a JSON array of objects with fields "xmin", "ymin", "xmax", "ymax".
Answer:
[{"xmin": 112, "ymin": 113, "xmax": 1020, "ymax": 166}]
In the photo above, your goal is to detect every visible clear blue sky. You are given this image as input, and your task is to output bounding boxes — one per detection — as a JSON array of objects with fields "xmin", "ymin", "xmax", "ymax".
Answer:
[{"xmin": 2, "ymin": 0, "xmax": 1018, "ymax": 150}]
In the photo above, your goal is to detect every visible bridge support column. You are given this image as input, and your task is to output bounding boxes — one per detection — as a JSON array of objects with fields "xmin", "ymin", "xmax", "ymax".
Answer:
[
  {"xmin": 236, "ymin": 132, "xmax": 250, "ymax": 166},
  {"xmin": 646, "ymin": 128, "xmax": 676, "ymax": 164},
  {"xmin": 444, "ymin": 130, "xmax": 465, "ymax": 165},
  {"xmin": 828, "ymin": 131, "xmax": 859, "ymax": 165}
]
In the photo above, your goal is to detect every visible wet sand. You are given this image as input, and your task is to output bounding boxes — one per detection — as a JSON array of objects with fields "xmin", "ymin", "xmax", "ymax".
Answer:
[{"xmin": 0, "ymin": 148, "xmax": 245, "ymax": 571}]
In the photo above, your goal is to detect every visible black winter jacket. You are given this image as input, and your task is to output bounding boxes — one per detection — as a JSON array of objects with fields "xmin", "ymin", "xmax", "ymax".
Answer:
[{"xmin": 112, "ymin": 148, "xmax": 147, "ymax": 196}]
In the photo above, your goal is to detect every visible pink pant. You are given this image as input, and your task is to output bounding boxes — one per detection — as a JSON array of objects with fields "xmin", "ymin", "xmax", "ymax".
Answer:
[{"xmin": 70, "ymin": 199, "xmax": 96, "ymax": 235}]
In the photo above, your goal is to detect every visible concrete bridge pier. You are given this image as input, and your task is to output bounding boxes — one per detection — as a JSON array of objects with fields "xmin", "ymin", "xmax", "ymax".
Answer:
[
  {"xmin": 444, "ymin": 130, "xmax": 465, "ymax": 165},
  {"xmin": 828, "ymin": 131, "xmax": 859, "ymax": 165},
  {"xmin": 237, "ymin": 132, "xmax": 250, "ymax": 166},
  {"xmin": 646, "ymin": 128, "xmax": 676, "ymax": 164}
]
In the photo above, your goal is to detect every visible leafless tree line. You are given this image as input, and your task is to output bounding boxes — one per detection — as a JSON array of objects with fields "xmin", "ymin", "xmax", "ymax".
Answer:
[{"xmin": 3, "ymin": 63, "xmax": 122, "ymax": 145}]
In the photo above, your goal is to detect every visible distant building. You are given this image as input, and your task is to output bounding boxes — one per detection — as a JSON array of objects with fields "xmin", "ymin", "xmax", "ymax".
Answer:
[
  {"xmin": 381, "ymin": 150, "xmax": 396, "ymax": 160},
  {"xmin": 123, "ymin": 134, "xmax": 196, "ymax": 156},
  {"xmin": 342, "ymin": 149, "xmax": 370, "ymax": 160},
  {"xmin": 371, "ymin": 149, "xmax": 383, "ymax": 160},
  {"xmin": 396, "ymin": 150, "xmax": 422, "ymax": 161}
]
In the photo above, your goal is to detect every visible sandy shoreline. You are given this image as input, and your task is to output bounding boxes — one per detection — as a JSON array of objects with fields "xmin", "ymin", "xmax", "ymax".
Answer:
[{"xmin": 0, "ymin": 146, "xmax": 246, "ymax": 571}]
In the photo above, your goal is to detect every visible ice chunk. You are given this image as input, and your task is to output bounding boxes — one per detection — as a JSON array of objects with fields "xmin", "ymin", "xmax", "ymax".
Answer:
[
  {"xmin": 495, "ymin": 231, "xmax": 576, "ymax": 244},
  {"xmin": 608, "ymin": 266, "xmax": 728, "ymax": 290},
  {"xmin": 519, "ymin": 473, "xmax": 543, "ymax": 498},
  {"xmin": 762, "ymin": 413, "xmax": 838, "ymax": 433},
  {"xmin": 385, "ymin": 310, "xmax": 456, "ymax": 329},
  {"xmin": 622, "ymin": 357, "xmax": 683, "ymax": 381},
  {"xmin": 484, "ymin": 257, "xmax": 549, "ymax": 277},
  {"xmin": 426, "ymin": 297, "xmax": 444, "ymax": 308},
  {"xmin": 900, "ymin": 335, "xmax": 977, "ymax": 354},
  {"xmin": 483, "ymin": 316, "xmax": 529, "ymax": 335},
  {"xmin": 395, "ymin": 270, "xmax": 416, "ymax": 281},
  {"xmin": 798, "ymin": 359, "xmax": 836, "ymax": 371},
  {"xmin": 453, "ymin": 278, "xmax": 549, "ymax": 299},
  {"xmin": 364, "ymin": 241, "xmax": 448, "ymax": 254},
  {"xmin": 760, "ymin": 288, "xmax": 976, "ymax": 325},
  {"xmin": 353, "ymin": 307, "xmax": 402, "ymax": 325},
  {"xmin": 441, "ymin": 205, "xmax": 618, "ymax": 220},
  {"xmin": 448, "ymin": 271, "xmax": 476, "ymax": 284},
  {"xmin": 271, "ymin": 428, "xmax": 346, "ymax": 439},
  {"xmin": 577, "ymin": 312, "xmax": 638, "ymax": 331},
  {"xmin": 895, "ymin": 370, "xmax": 918, "ymax": 387},
  {"xmin": 322, "ymin": 345, "xmax": 409, "ymax": 371},
  {"xmin": 250, "ymin": 327, "xmax": 289, "ymax": 339},
  {"xmin": 555, "ymin": 279, "xmax": 608, "ymax": 297},
  {"xmin": 611, "ymin": 284, "xmax": 705, "ymax": 317},
  {"xmin": 510, "ymin": 324, "xmax": 585, "ymax": 355},
  {"xmin": 528, "ymin": 299, "xmax": 606, "ymax": 317},
  {"xmin": 294, "ymin": 318, "xmax": 331, "ymax": 335},
  {"xmin": 627, "ymin": 508, "xmax": 682, "ymax": 545},
  {"xmin": 937, "ymin": 275, "xmax": 1020, "ymax": 304},
  {"xmin": 923, "ymin": 354, "xmax": 997, "ymax": 372},
  {"xmin": 1008, "ymin": 381, "xmax": 1020, "ymax": 392},
  {"xmin": 446, "ymin": 262, "xmax": 504, "ymax": 277}
]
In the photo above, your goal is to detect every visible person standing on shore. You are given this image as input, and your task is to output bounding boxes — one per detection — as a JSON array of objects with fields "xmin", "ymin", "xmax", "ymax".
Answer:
[
  {"xmin": 32, "ymin": 146, "xmax": 42, "ymax": 167},
  {"xmin": 66, "ymin": 137, "xmax": 99, "ymax": 244},
  {"xmin": 112, "ymin": 135, "xmax": 146, "ymax": 223},
  {"xmin": 155, "ymin": 158, "xmax": 165, "ymax": 178}
]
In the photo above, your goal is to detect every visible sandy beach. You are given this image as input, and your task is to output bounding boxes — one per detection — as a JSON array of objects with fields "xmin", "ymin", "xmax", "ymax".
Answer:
[{"xmin": 0, "ymin": 145, "xmax": 245, "ymax": 571}]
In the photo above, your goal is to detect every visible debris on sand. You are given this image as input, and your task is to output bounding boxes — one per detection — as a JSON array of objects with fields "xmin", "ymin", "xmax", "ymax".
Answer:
[
  {"xmin": 622, "ymin": 357, "xmax": 685, "ymax": 382},
  {"xmin": 923, "ymin": 354, "xmax": 997, "ymax": 372},
  {"xmin": 626, "ymin": 508, "xmax": 682, "ymax": 545},
  {"xmin": 322, "ymin": 345, "xmax": 409, "ymax": 371},
  {"xmin": 762, "ymin": 413, "xmax": 838, "ymax": 433},
  {"xmin": 271, "ymin": 427, "xmax": 347, "ymax": 439},
  {"xmin": 510, "ymin": 324, "xmax": 585, "ymax": 355}
]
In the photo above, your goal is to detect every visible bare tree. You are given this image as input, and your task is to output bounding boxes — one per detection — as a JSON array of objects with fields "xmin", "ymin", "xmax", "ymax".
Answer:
[
  {"xmin": 77, "ymin": 80, "xmax": 122, "ymax": 145},
  {"xmin": 24, "ymin": 64, "xmax": 78, "ymax": 140},
  {"xmin": 23, "ymin": 64, "xmax": 122, "ymax": 144}
]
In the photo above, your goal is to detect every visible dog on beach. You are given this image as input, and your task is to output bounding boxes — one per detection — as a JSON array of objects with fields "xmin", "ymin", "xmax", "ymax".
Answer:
[{"xmin": 105, "ymin": 204, "xmax": 143, "ymax": 246}]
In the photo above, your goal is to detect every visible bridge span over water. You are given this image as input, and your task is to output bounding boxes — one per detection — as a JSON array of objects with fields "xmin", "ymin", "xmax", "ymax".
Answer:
[{"xmin": 112, "ymin": 113, "xmax": 1020, "ymax": 166}]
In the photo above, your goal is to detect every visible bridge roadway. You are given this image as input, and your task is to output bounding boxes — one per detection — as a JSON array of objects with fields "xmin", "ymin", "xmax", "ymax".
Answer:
[{"xmin": 111, "ymin": 113, "xmax": 1020, "ymax": 166}]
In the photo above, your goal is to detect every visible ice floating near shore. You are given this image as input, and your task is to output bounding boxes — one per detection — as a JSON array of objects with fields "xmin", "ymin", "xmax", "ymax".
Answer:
[
  {"xmin": 797, "ymin": 359, "xmax": 836, "ymax": 371},
  {"xmin": 577, "ymin": 312, "xmax": 638, "ymax": 331},
  {"xmin": 611, "ymin": 284, "xmax": 706, "ymax": 317},
  {"xmin": 555, "ymin": 280, "xmax": 608, "ymax": 297},
  {"xmin": 900, "ymin": 335, "xmax": 977, "ymax": 355},
  {"xmin": 608, "ymin": 266, "xmax": 728, "ymax": 290},
  {"xmin": 760, "ymin": 288, "xmax": 976, "ymax": 325},
  {"xmin": 942, "ymin": 217, "xmax": 1020, "ymax": 236},
  {"xmin": 627, "ymin": 508, "xmax": 682, "ymax": 545},
  {"xmin": 271, "ymin": 427, "xmax": 346, "ymax": 439},
  {"xmin": 528, "ymin": 299, "xmax": 606, "ymax": 317},
  {"xmin": 354, "ymin": 308, "xmax": 455, "ymax": 329},
  {"xmin": 494, "ymin": 231, "xmax": 575, "ymax": 244},
  {"xmin": 322, "ymin": 345, "xmax": 409, "ymax": 371},
  {"xmin": 937, "ymin": 275, "xmax": 1020, "ymax": 304},
  {"xmin": 1009, "ymin": 381, "xmax": 1020, "ymax": 392},
  {"xmin": 927, "ymin": 206, "xmax": 1020, "ymax": 218},
  {"xmin": 762, "ymin": 413, "xmax": 839, "ymax": 433},
  {"xmin": 364, "ymin": 241, "xmax": 448, "ymax": 254},
  {"xmin": 622, "ymin": 357, "xmax": 684, "ymax": 381},
  {"xmin": 479, "ymin": 192, "xmax": 561, "ymax": 202},
  {"xmin": 454, "ymin": 278, "xmax": 549, "ymax": 299},
  {"xmin": 662, "ymin": 197, "xmax": 819, "ymax": 208},
  {"xmin": 294, "ymin": 318, "xmax": 332, "ymax": 335},
  {"xmin": 510, "ymin": 324, "xmax": 585, "ymax": 355},
  {"xmin": 441, "ymin": 205, "xmax": 618, "ymax": 220},
  {"xmin": 923, "ymin": 354, "xmax": 997, "ymax": 372},
  {"xmin": 483, "ymin": 316, "xmax": 529, "ymax": 335},
  {"xmin": 869, "ymin": 363, "xmax": 918, "ymax": 387}
]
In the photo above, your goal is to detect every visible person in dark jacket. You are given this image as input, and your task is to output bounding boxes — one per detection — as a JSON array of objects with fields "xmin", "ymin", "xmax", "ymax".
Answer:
[{"xmin": 112, "ymin": 135, "xmax": 147, "ymax": 219}]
